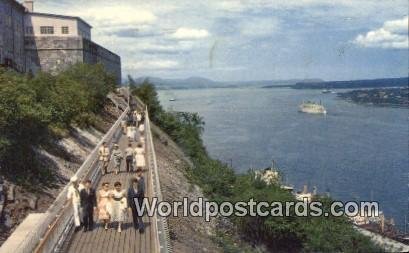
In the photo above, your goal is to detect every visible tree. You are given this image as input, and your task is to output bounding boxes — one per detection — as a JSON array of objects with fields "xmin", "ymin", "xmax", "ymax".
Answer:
[
  {"xmin": 0, "ymin": 63, "xmax": 118, "ymax": 184},
  {"xmin": 129, "ymin": 78, "xmax": 163, "ymax": 122}
]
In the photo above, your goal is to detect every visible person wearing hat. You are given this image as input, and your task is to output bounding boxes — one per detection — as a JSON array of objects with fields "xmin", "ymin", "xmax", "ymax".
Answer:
[
  {"xmin": 111, "ymin": 143, "xmax": 123, "ymax": 175},
  {"xmin": 67, "ymin": 175, "xmax": 82, "ymax": 231},
  {"xmin": 99, "ymin": 142, "xmax": 110, "ymax": 175}
]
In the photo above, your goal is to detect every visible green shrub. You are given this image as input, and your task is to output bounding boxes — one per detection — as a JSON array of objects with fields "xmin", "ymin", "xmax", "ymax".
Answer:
[{"xmin": 0, "ymin": 63, "xmax": 117, "ymax": 184}]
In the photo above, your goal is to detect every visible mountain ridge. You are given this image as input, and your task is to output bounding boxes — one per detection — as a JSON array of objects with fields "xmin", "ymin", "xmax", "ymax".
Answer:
[
  {"xmin": 130, "ymin": 76, "xmax": 408, "ymax": 90},
  {"xmin": 132, "ymin": 76, "xmax": 324, "ymax": 89}
]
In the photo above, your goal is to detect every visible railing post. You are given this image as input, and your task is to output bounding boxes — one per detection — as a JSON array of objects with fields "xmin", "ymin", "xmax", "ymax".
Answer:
[
  {"xmin": 145, "ymin": 106, "xmax": 172, "ymax": 253},
  {"xmin": 4, "ymin": 107, "xmax": 131, "ymax": 253}
]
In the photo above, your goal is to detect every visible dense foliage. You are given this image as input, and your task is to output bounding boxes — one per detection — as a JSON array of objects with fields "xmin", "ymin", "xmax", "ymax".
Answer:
[
  {"xmin": 0, "ymin": 64, "xmax": 116, "ymax": 184},
  {"xmin": 130, "ymin": 77, "xmax": 380, "ymax": 252}
]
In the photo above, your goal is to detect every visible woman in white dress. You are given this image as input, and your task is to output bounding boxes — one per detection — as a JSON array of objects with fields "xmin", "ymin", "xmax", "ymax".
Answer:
[
  {"xmin": 97, "ymin": 182, "xmax": 111, "ymax": 230},
  {"xmin": 108, "ymin": 182, "xmax": 127, "ymax": 233},
  {"xmin": 134, "ymin": 142, "xmax": 146, "ymax": 170},
  {"xmin": 138, "ymin": 123, "xmax": 145, "ymax": 136},
  {"xmin": 127, "ymin": 125, "xmax": 137, "ymax": 142}
]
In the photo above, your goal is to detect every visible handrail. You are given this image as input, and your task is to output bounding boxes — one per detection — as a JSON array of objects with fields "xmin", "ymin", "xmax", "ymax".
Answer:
[
  {"xmin": 145, "ymin": 106, "xmax": 172, "ymax": 253},
  {"xmin": 1, "ymin": 91, "xmax": 171, "ymax": 253},
  {"xmin": 25, "ymin": 106, "xmax": 130, "ymax": 253}
]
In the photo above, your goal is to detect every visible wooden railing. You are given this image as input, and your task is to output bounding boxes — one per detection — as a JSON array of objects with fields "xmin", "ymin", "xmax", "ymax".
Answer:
[
  {"xmin": 32, "ymin": 107, "xmax": 130, "ymax": 253},
  {"xmin": 145, "ymin": 106, "xmax": 172, "ymax": 253},
  {"xmin": 0, "ymin": 91, "xmax": 171, "ymax": 253}
]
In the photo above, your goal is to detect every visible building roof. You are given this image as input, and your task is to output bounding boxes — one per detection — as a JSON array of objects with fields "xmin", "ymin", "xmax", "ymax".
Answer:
[
  {"xmin": 6, "ymin": 0, "xmax": 26, "ymax": 11},
  {"xmin": 27, "ymin": 12, "xmax": 93, "ymax": 28}
]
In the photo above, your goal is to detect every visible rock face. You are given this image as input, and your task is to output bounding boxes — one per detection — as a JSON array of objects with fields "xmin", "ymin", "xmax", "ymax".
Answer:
[{"xmin": 153, "ymin": 125, "xmax": 222, "ymax": 253}]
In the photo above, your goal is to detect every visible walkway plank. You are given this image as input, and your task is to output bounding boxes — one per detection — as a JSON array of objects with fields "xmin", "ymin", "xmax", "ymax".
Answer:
[{"xmin": 65, "ymin": 129, "xmax": 155, "ymax": 253}]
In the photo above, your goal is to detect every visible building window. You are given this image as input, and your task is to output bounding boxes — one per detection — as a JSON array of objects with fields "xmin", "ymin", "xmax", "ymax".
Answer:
[
  {"xmin": 40, "ymin": 26, "xmax": 54, "ymax": 34},
  {"xmin": 61, "ymin": 26, "xmax": 69, "ymax": 34},
  {"xmin": 25, "ymin": 26, "xmax": 33, "ymax": 34}
]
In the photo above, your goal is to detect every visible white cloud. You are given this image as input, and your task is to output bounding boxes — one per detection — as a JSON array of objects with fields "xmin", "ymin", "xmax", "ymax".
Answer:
[
  {"xmin": 240, "ymin": 17, "xmax": 280, "ymax": 37},
  {"xmin": 137, "ymin": 43, "xmax": 188, "ymax": 52},
  {"xmin": 214, "ymin": 0, "xmax": 406, "ymax": 13},
  {"xmin": 213, "ymin": 1, "xmax": 246, "ymax": 12},
  {"xmin": 383, "ymin": 16, "xmax": 408, "ymax": 33},
  {"xmin": 170, "ymin": 27, "xmax": 210, "ymax": 40},
  {"xmin": 354, "ymin": 16, "xmax": 408, "ymax": 49},
  {"xmin": 128, "ymin": 40, "xmax": 196, "ymax": 54},
  {"xmin": 34, "ymin": 0, "xmax": 408, "ymax": 78},
  {"xmin": 68, "ymin": 6, "xmax": 157, "ymax": 29},
  {"xmin": 124, "ymin": 60, "xmax": 180, "ymax": 70}
]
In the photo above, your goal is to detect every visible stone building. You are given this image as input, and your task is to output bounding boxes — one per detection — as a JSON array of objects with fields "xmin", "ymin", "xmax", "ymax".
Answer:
[
  {"xmin": 0, "ymin": 0, "xmax": 26, "ymax": 72},
  {"xmin": 0, "ymin": 0, "xmax": 121, "ymax": 83}
]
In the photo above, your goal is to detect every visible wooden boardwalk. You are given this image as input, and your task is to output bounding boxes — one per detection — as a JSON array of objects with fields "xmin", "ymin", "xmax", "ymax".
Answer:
[{"xmin": 65, "ymin": 128, "xmax": 156, "ymax": 253}]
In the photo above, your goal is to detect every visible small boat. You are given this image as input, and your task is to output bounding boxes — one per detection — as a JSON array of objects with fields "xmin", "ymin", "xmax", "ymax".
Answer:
[
  {"xmin": 169, "ymin": 98, "xmax": 176, "ymax": 102},
  {"xmin": 322, "ymin": 89, "xmax": 332, "ymax": 94}
]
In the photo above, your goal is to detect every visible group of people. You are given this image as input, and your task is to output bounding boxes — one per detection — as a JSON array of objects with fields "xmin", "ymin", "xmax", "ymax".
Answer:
[
  {"xmin": 123, "ymin": 109, "xmax": 145, "ymax": 143},
  {"xmin": 98, "ymin": 141, "xmax": 146, "ymax": 175},
  {"xmin": 67, "ymin": 168, "xmax": 145, "ymax": 233},
  {"xmin": 98, "ymin": 109, "xmax": 147, "ymax": 176},
  {"xmin": 66, "ymin": 107, "xmax": 148, "ymax": 234},
  {"xmin": 98, "ymin": 139, "xmax": 146, "ymax": 176}
]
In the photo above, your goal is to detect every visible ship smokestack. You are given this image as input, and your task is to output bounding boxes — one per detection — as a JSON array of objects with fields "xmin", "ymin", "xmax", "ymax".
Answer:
[{"xmin": 23, "ymin": 1, "xmax": 34, "ymax": 12}]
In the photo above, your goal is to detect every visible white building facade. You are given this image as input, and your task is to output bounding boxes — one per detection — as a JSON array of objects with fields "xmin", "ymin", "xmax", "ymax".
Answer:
[
  {"xmin": 0, "ymin": 0, "xmax": 121, "ymax": 83},
  {"xmin": 24, "ymin": 12, "xmax": 91, "ymax": 39}
]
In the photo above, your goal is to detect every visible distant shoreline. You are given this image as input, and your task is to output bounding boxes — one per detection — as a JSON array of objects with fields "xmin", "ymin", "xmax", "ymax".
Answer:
[
  {"xmin": 149, "ymin": 76, "xmax": 408, "ymax": 90},
  {"xmin": 337, "ymin": 87, "xmax": 409, "ymax": 108},
  {"xmin": 290, "ymin": 77, "xmax": 408, "ymax": 90}
]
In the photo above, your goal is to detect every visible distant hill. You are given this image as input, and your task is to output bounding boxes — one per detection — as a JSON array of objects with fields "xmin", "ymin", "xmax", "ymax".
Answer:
[
  {"xmin": 132, "ymin": 76, "xmax": 221, "ymax": 89},
  {"xmin": 260, "ymin": 79, "xmax": 324, "ymax": 88},
  {"xmin": 133, "ymin": 76, "xmax": 324, "ymax": 89},
  {"xmin": 293, "ymin": 77, "xmax": 408, "ymax": 89}
]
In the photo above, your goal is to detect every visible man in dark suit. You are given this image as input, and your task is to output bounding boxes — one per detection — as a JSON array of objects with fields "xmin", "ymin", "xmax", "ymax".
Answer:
[
  {"xmin": 80, "ymin": 180, "xmax": 97, "ymax": 232},
  {"xmin": 127, "ymin": 169, "xmax": 145, "ymax": 233}
]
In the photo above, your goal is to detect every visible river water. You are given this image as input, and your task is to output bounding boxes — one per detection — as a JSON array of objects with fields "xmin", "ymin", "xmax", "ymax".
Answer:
[{"xmin": 158, "ymin": 87, "xmax": 408, "ymax": 230}]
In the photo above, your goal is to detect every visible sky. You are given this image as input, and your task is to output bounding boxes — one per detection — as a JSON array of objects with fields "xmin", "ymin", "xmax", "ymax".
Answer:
[{"xmin": 34, "ymin": 0, "xmax": 408, "ymax": 82}]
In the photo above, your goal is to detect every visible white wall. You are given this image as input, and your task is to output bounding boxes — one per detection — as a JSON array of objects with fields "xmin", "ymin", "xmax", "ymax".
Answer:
[{"xmin": 24, "ymin": 14, "xmax": 91, "ymax": 39}]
